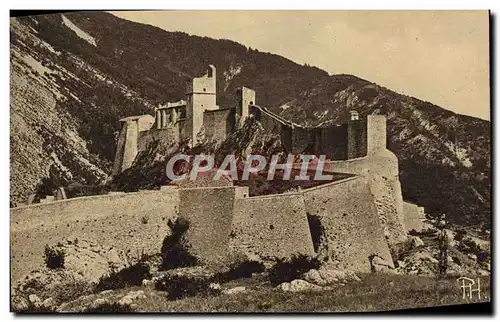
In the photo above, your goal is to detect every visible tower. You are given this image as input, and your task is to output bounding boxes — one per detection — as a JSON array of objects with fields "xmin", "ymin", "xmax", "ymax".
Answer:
[
  {"xmin": 366, "ymin": 115, "xmax": 387, "ymax": 155},
  {"xmin": 236, "ymin": 86, "xmax": 256, "ymax": 126},
  {"xmin": 112, "ymin": 115, "xmax": 154, "ymax": 175},
  {"xmin": 186, "ymin": 65, "xmax": 217, "ymax": 143}
]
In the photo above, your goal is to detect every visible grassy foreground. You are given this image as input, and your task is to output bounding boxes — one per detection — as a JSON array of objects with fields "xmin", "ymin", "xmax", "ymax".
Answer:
[{"xmin": 127, "ymin": 273, "xmax": 490, "ymax": 313}]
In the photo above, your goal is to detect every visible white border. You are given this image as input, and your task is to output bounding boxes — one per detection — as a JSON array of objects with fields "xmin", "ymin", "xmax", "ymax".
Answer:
[{"xmin": 2, "ymin": 1, "xmax": 497, "ymax": 321}]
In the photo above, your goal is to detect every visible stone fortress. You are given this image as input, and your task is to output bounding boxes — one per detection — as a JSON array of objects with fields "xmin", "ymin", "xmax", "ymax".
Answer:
[
  {"xmin": 112, "ymin": 65, "xmax": 258, "ymax": 175},
  {"xmin": 11, "ymin": 65, "xmax": 427, "ymax": 282},
  {"xmin": 113, "ymin": 65, "xmax": 370, "ymax": 175}
]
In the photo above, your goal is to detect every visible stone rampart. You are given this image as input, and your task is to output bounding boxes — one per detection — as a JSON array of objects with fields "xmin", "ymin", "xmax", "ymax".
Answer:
[
  {"xmin": 302, "ymin": 176, "xmax": 394, "ymax": 272},
  {"xmin": 177, "ymin": 186, "xmax": 237, "ymax": 264},
  {"xmin": 230, "ymin": 192, "xmax": 314, "ymax": 259},
  {"xmin": 11, "ymin": 190, "xmax": 180, "ymax": 282}
]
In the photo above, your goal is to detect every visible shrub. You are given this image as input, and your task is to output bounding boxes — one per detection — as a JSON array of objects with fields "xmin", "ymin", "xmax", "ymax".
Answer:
[
  {"xmin": 215, "ymin": 260, "xmax": 266, "ymax": 282},
  {"xmin": 95, "ymin": 261, "xmax": 151, "ymax": 292},
  {"xmin": 408, "ymin": 229, "xmax": 419, "ymax": 236},
  {"xmin": 44, "ymin": 245, "xmax": 65, "ymax": 269},
  {"xmin": 53, "ymin": 278, "xmax": 93, "ymax": 305},
  {"xmin": 15, "ymin": 302, "xmax": 55, "ymax": 313},
  {"xmin": 268, "ymin": 255, "xmax": 321, "ymax": 286},
  {"xmin": 156, "ymin": 274, "xmax": 221, "ymax": 300},
  {"xmin": 457, "ymin": 236, "xmax": 480, "ymax": 255},
  {"xmin": 419, "ymin": 228, "xmax": 438, "ymax": 237},
  {"xmin": 160, "ymin": 217, "xmax": 198, "ymax": 270}
]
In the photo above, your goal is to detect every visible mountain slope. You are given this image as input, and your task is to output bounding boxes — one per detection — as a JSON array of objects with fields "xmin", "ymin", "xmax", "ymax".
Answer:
[{"xmin": 9, "ymin": 12, "xmax": 490, "ymax": 226}]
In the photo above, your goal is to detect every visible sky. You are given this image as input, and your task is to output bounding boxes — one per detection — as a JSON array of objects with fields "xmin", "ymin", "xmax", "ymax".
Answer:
[{"xmin": 111, "ymin": 10, "xmax": 490, "ymax": 120}]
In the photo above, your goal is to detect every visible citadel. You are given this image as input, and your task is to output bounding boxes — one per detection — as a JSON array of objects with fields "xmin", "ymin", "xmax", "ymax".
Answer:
[{"xmin": 11, "ymin": 65, "xmax": 428, "ymax": 281}]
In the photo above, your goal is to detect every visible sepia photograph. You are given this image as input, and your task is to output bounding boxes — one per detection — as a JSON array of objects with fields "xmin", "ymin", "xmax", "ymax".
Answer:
[{"xmin": 8, "ymin": 9, "xmax": 492, "ymax": 314}]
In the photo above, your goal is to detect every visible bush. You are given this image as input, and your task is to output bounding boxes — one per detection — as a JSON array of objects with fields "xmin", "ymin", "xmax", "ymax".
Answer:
[
  {"xmin": 215, "ymin": 260, "xmax": 266, "ymax": 282},
  {"xmin": 268, "ymin": 255, "xmax": 321, "ymax": 286},
  {"xmin": 408, "ymin": 229, "xmax": 419, "ymax": 236},
  {"xmin": 53, "ymin": 278, "xmax": 93, "ymax": 305},
  {"xmin": 160, "ymin": 217, "xmax": 198, "ymax": 270},
  {"xmin": 44, "ymin": 245, "xmax": 65, "ymax": 269},
  {"xmin": 15, "ymin": 302, "xmax": 55, "ymax": 313},
  {"xmin": 156, "ymin": 274, "xmax": 221, "ymax": 300},
  {"xmin": 95, "ymin": 261, "xmax": 151, "ymax": 292},
  {"xmin": 457, "ymin": 237, "xmax": 480, "ymax": 255}
]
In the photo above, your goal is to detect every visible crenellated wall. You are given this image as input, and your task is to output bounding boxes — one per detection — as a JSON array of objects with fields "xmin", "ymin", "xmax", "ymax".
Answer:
[{"xmin": 137, "ymin": 127, "xmax": 180, "ymax": 152}]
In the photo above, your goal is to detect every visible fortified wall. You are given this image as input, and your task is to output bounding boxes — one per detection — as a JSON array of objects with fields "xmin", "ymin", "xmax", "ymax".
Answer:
[
  {"xmin": 11, "ymin": 189, "xmax": 179, "ymax": 282},
  {"xmin": 11, "ymin": 174, "xmax": 403, "ymax": 282}
]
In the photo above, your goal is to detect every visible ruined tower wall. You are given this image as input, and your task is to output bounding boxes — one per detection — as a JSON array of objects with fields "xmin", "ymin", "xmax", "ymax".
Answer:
[
  {"xmin": 367, "ymin": 115, "xmax": 387, "ymax": 154},
  {"xmin": 113, "ymin": 120, "xmax": 138, "ymax": 174},
  {"xmin": 137, "ymin": 127, "xmax": 180, "ymax": 152},
  {"xmin": 230, "ymin": 193, "xmax": 315, "ymax": 259},
  {"xmin": 203, "ymin": 108, "xmax": 235, "ymax": 143},
  {"xmin": 237, "ymin": 87, "xmax": 255, "ymax": 123},
  {"xmin": 113, "ymin": 115, "xmax": 154, "ymax": 175},
  {"xmin": 186, "ymin": 65, "xmax": 217, "ymax": 143},
  {"xmin": 10, "ymin": 190, "xmax": 180, "ymax": 282},
  {"xmin": 112, "ymin": 122, "xmax": 128, "ymax": 175},
  {"xmin": 403, "ymin": 201, "xmax": 424, "ymax": 232},
  {"xmin": 302, "ymin": 176, "xmax": 394, "ymax": 272}
]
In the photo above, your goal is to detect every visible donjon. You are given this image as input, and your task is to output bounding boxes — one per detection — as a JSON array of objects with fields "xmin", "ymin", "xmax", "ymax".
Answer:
[
  {"xmin": 186, "ymin": 65, "xmax": 217, "ymax": 143},
  {"xmin": 113, "ymin": 65, "xmax": 254, "ymax": 175}
]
